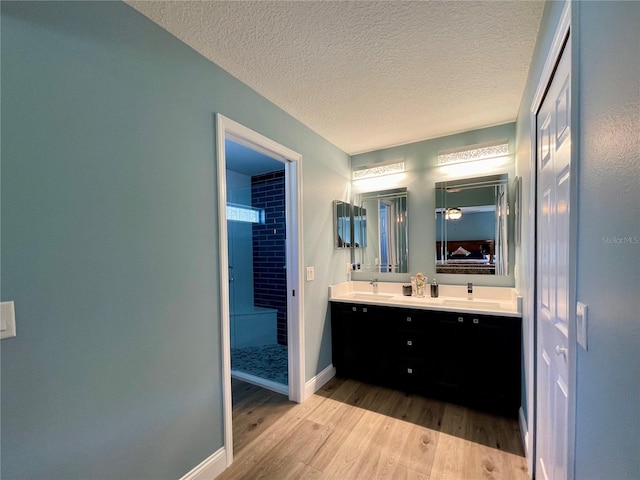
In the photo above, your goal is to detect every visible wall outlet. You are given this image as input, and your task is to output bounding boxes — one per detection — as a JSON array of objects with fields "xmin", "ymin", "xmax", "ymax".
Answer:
[
  {"xmin": 576, "ymin": 302, "xmax": 588, "ymax": 350},
  {"xmin": 306, "ymin": 266, "xmax": 315, "ymax": 282},
  {"xmin": 1, "ymin": 301, "xmax": 16, "ymax": 340}
]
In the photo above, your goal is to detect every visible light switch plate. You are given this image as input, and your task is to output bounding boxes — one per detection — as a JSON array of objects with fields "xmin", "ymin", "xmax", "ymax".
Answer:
[
  {"xmin": 1, "ymin": 301, "xmax": 16, "ymax": 340},
  {"xmin": 306, "ymin": 266, "xmax": 315, "ymax": 282},
  {"xmin": 576, "ymin": 302, "xmax": 588, "ymax": 350}
]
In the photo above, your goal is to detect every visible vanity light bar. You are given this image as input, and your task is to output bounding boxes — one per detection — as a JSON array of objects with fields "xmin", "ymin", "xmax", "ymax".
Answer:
[
  {"xmin": 353, "ymin": 161, "xmax": 405, "ymax": 180},
  {"xmin": 437, "ymin": 140, "xmax": 509, "ymax": 166}
]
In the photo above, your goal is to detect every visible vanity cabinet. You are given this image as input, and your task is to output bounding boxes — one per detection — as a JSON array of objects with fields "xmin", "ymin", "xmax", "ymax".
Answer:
[
  {"xmin": 331, "ymin": 303, "xmax": 395, "ymax": 384},
  {"xmin": 331, "ymin": 302, "xmax": 522, "ymax": 417},
  {"xmin": 431, "ymin": 311, "xmax": 521, "ymax": 414}
]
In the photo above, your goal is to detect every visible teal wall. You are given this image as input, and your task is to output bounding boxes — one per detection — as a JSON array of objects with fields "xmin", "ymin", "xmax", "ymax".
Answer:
[
  {"xmin": 573, "ymin": 2, "xmax": 639, "ymax": 479},
  {"xmin": 351, "ymin": 123, "xmax": 516, "ymax": 286},
  {"xmin": 1, "ymin": 1, "xmax": 349, "ymax": 478}
]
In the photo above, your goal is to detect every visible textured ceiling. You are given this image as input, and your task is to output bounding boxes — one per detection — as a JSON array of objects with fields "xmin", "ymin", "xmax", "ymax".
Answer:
[{"xmin": 127, "ymin": 1, "xmax": 544, "ymax": 154}]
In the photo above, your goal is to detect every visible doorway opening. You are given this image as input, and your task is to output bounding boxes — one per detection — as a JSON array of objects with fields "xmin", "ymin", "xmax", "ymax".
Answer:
[
  {"xmin": 216, "ymin": 114, "xmax": 304, "ymax": 466},
  {"xmin": 226, "ymin": 139, "xmax": 289, "ymax": 390}
]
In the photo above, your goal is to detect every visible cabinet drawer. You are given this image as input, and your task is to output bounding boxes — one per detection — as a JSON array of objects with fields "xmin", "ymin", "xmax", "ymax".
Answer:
[
  {"xmin": 393, "ymin": 357, "xmax": 430, "ymax": 392},
  {"xmin": 394, "ymin": 331, "xmax": 428, "ymax": 354},
  {"xmin": 395, "ymin": 356, "xmax": 427, "ymax": 377},
  {"xmin": 383, "ymin": 310, "xmax": 427, "ymax": 332}
]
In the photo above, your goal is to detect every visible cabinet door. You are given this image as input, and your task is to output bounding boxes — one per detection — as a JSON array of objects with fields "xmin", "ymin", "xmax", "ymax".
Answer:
[
  {"xmin": 431, "ymin": 313, "xmax": 467, "ymax": 401},
  {"xmin": 331, "ymin": 303, "xmax": 392, "ymax": 382},
  {"xmin": 467, "ymin": 315, "xmax": 521, "ymax": 415}
]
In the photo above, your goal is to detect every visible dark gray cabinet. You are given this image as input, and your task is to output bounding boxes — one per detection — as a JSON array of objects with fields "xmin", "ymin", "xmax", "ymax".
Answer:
[
  {"xmin": 331, "ymin": 302, "xmax": 522, "ymax": 417},
  {"xmin": 331, "ymin": 303, "xmax": 394, "ymax": 384}
]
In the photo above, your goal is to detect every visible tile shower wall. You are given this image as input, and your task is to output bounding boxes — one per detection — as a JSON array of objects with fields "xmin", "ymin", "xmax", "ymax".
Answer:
[{"xmin": 252, "ymin": 170, "xmax": 287, "ymax": 345}]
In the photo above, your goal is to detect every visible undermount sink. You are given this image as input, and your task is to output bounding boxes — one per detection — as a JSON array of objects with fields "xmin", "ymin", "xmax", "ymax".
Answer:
[
  {"xmin": 398, "ymin": 296, "xmax": 444, "ymax": 304},
  {"xmin": 441, "ymin": 299, "xmax": 503, "ymax": 309},
  {"xmin": 349, "ymin": 293, "xmax": 395, "ymax": 301}
]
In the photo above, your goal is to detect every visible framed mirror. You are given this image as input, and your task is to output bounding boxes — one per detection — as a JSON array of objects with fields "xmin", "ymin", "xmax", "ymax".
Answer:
[
  {"xmin": 353, "ymin": 187, "xmax": 408, "ymax": 273},
  {"xmin": 334, "ymin": 200, "xmax": 366, "ymax": 248},
  {"xmin": 334, "ymin": 200, "xmax": 351, "ymax": 248},
  {"xmin": 435, "ymin": 174, "xmax": 508, "ymax": 275}
]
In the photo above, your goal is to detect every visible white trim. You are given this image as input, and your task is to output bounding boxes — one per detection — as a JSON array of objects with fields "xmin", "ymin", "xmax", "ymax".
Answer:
[
  {"xmin": 531, "ymin": 2, "xmax": 572, "ymax": 111},
  {"xmin": 216, "ymin": 114, "xmax": 305, "ymax": 472},
  {"xmin": 179, "ymin": 447, "xmax": 227, "ymax": 480},
  {"xmin": 231, "ymin": 370, "xmax": 289, "ymax": 396},
  {"xmin": 286, "ymin": 154, "xmax": 306, "ymax": 404},
  {"xmin": 304, "ymin": 364, "xmax": 336, "ymax": 400},
  {"xmin": 215, "ymin": 116, "xmax": 234, "ymax": 468},
  {"xmin": 519, "ymin": 407, "xmax": 529, "ymax": 457},
  {"xmin": 528, "ymin": 2, "xmax": 574, "ymax": 479}
]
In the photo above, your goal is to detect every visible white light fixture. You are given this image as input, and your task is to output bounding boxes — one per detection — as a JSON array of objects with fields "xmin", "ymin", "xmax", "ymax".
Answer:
[
  {"xmin": 353, "ymin": 160, "xmax": 405, "ymax": 180},
  {"xmin": 445, "ymin": 207, "xmax": 463, "ymax": 220},
  {"xmin": 437, "ymin": 140, "xmax": 509, "ymax": 166}
]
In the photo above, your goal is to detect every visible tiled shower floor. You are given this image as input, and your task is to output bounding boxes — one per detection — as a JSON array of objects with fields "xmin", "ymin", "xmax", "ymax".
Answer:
[{"xmin": 231, "ymin": 344, "xmax": 288, "ymax": 385}]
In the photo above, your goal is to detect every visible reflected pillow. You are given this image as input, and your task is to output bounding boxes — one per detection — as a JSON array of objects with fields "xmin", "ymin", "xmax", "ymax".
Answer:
[{"xmin": 452, "ymin": 246, "xmax": 471, "ymax": 256}]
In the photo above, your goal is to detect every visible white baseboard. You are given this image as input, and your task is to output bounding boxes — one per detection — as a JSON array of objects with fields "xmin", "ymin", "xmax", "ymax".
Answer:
[
  {"xmin": 519, "ymin": 407, "xmax": 531, "ymax": 474},
  {"xmin": 231, "ymin": 369, "xmax": 289, "ymax": 396},
  {"xmin": 304, "ymin": 364, "xmax": 336, "ymax": 400},
  {"xmin": 180, "ymin": 447, "xmax": 227, "ymax": 480}
]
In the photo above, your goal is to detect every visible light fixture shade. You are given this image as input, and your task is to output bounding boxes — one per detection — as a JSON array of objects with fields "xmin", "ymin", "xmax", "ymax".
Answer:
[
  {"xmin": 353, "ymin": 161, "xmax": 405, "ymax": 180},
  {"xmin": 437, "ymin": 140, "xmax": 509, "ymax": 166},
  {"xmin": 445, "ymin": 207, "xmax": 463, "ymax": 220}
]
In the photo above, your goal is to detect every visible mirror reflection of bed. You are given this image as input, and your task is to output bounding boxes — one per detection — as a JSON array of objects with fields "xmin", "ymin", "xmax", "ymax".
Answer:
[
  {"xmin": 435, "ymin": 174, "xmax": 509, "ymax": 276},
  {"xmin": 436, "ymin": 239, "xmax": 495, "ymax": 275}
]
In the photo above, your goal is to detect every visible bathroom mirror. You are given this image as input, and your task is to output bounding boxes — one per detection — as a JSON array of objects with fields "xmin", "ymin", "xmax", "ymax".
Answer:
[
  {"xmin": 334, "ymin": 200, "xmax": 366, "ymax": 248},
  {"xmin": 353, "ymin": 187, "xmax": 408, "ymax": 273},
  {"xmin": 435, "ymin": 174, "xmax": 508, "ymax": 275}
]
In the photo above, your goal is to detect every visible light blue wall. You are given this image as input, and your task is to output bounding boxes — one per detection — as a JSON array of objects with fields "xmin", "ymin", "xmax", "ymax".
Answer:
[
  {"xmin": 516, "ymin": 1, "xmax": 640, "ymax": 478},
  {"xmin": 573, "ymin": 2, "xmax": 639, "ymax": 479},
  {"xmin": 351, "ymin": 123, "xmax": 516, "ymax": 286},
  {"xmin": 0, "ymin": 1, "xmax": 349, "ymax": 478}
]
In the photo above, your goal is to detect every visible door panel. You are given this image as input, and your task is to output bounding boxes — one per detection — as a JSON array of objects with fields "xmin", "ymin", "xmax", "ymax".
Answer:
[{"xmin": 536, "ymin": 38, "xmax": 572, "ymax": 480}]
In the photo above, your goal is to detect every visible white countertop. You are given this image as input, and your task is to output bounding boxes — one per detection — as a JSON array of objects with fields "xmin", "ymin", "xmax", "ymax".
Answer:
[{"xmin": 329, "ymin": 281, "xmax": 522, "ymax": 317}]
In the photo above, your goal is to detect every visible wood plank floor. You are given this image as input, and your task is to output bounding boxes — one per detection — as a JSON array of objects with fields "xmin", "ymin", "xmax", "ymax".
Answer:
[{"xmin": 218, "ymin": 377, "xmax": 530, "ymax": 480}]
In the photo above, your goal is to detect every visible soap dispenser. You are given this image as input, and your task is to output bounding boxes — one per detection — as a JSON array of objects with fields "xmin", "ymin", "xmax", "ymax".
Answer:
[{"xmin": 430, "ymin": 278, "xmax": 439, "ymax": 298}]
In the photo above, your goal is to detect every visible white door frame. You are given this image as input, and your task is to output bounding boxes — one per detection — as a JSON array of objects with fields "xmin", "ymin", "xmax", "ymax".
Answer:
[
  {"xmin": 216, "ymin": 114, "xmax": 305, "ymax": 468},
  {"xmin": 528, "ymin": 1, "xmax": 576, "ymax": 478}
]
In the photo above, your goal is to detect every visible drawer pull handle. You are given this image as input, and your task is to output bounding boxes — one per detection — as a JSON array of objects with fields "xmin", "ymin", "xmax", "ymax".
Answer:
[
  {"xmin": 473, "ymin": 318, "xmax": 479, "ymax": 324},
  {"xmin": 352, "ymin": 307, "xmax": 357, "ymax": 312},
  {"xmin": 363, "ymin": 307, "xmax": 368, "ymax": 313},
  {"xmin": 407, "ymin": 368, "xmax": 413, "ymax": 374},
  {"xmin": 406, "ymin": 317, "xmax": 412, "ymax": 322},
  {"xmin": 458, "ymin": 317, "xmax": 464, "ymax": 323},
  {"xmin": 407, "ymin": 340, "xmax": 413, "ymax": 346}
]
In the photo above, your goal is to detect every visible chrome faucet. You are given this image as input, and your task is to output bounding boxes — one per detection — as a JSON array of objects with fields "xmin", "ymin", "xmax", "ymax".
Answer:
[
  {"xmin": 467, "ymin": 282, "xmax": 473, "ymax": 300},
  {"xmin": 370, "ymin": 278, "xmax": 379, "ymax": 294}
]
